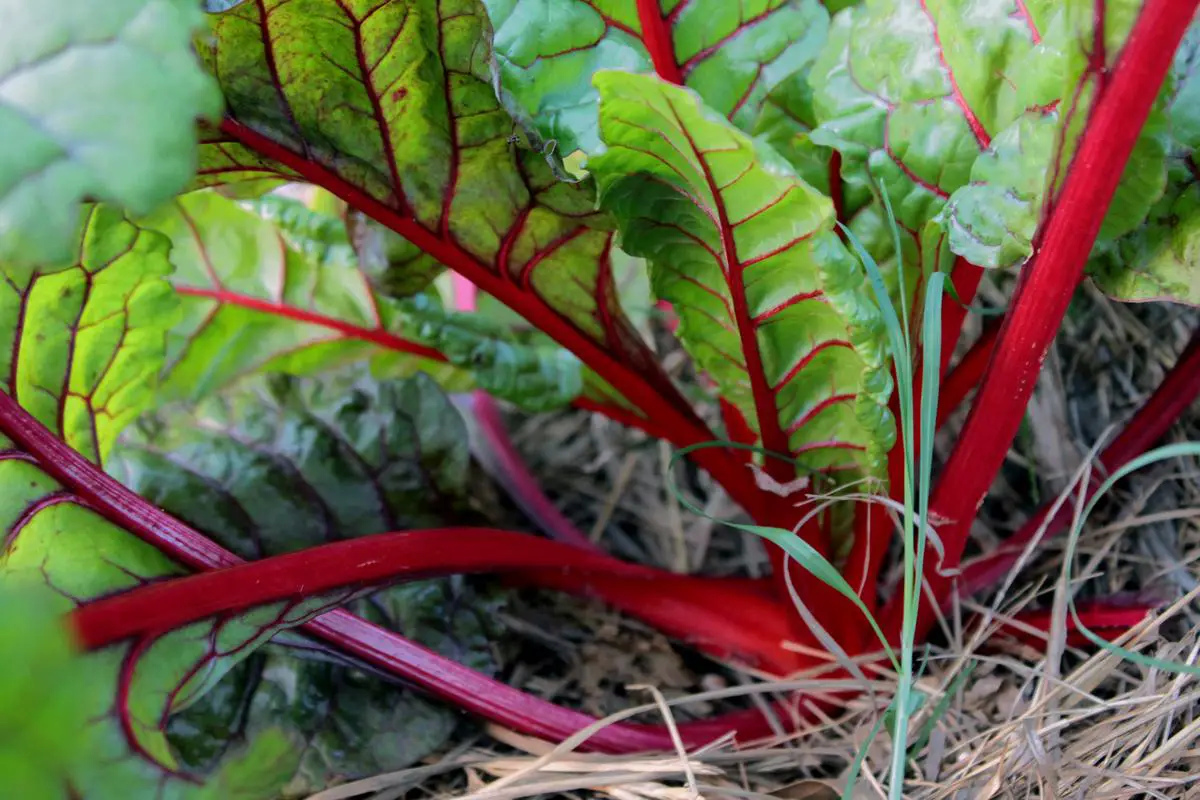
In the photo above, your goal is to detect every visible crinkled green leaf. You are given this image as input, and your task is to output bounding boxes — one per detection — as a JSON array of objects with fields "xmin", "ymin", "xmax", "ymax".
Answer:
[
  {"xmin": 590, "ymin": 72, "xmax": 893, "ymax": 477},
  {"xmin": 482, "ymin": 0, "xmax": 829, "ymax": 154},
  {"xmin": 1088, "ymin": 17, "xmax": 1200, "ymax": 305},
  {"xmin": 0, "ymin": 427, "xmax": 329, "ymax": 798},
  {"xmin": 810, "ymin": 0, "xmax": 1168, "ymax": 270},
  {"xmin": 937, "ymin": 1, "xmax": 1170, "ymax": 268},
  {"xmin": 200, "ymin": 0, "xmax": 674, "ymax": 429},
  {"xmin": 401, "ymin": 292, "xmax": 583, "ymax": 411},
  {"xmin": 144, "ymin": 191, "xmax": 467, "ymax": 402},
  {"xmin": 0, "ymin": 0, "xmax": 221, "ymax": 267},
  {"xmin": 109, "ymin": 370, "xmax": 500, "ymax": 794},
  {"xmin": 111, "ymin": 371, "xmax": 473, "ymax": 557},
  {"xmin": 170, "ymin": 574, "xmax": 502, "ymax": 797},
  {"xmin": 251, "ymin": 575, "xmax": 499, "ymax": 794},
  {"xmin": 810, "ymin": 0, "xmax": 1041, "ymax": 235},
  {"xmin": 0, "ymin": 205, "xmax": 179, "ymax": 464}
]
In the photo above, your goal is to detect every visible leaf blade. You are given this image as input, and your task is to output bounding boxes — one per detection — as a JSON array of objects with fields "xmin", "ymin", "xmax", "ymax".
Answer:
[
  {"xmin": 590, "ymin": 72, "xmax": 894, "ymax": 480},
  {"xmin": 0, "ymin": 0, "xmax": 221, "ymax": 267}
]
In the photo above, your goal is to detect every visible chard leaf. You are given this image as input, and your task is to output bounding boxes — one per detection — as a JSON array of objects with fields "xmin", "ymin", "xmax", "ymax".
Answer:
[
  {"xmin": 936, "ymin": 1, "xmax": 1169, "ymax": 268},
  {"xmin": 0, "ymin": 206, "xmax": 179, "ymax": 464},
  {"xmin": 0, "ymin": 203, "xmax": 297, "ymax": 797},
  {"xmin": 0, "ymin": 0, "xmax": 221, "ymax": 268},
  {"xmin": 173, "ymin": 578, "xmax": 500, "ymax": 796},
  {"xmin": 108, "ymin": 370, "xmax": 499, "ymax": 794},
  {"xmin": 0, "ymin": 581, "xmax": 102, "ymax": 799},
  {"xmin": 0, "ymin": 424, "xmax": 320, "ymax": 798},
  {"xmin": 481, "ymin": 0, "xmax": 830, "ymax": 153},
  {"xmin": 590, "ymin": 72, "xmax": 894, "ymax": 478},
  {"xmin": 810, "ymin": 0, "xmax": 1169, "ymax": 270},
  {"xmin": 809, "ymin": 0, "xmax": 1041, "ymax": 235},
  {"xmin": 0, "ymin": 224, "xmax": 477, "ymax": 795},
  {"xmin": 193, "ymin": 124, "xmax": 298, "ymax": 195},
  {"xmin": 199, "ymin": 0, "xmax": 676, "ymax": 434},
  {"xmin": 753, "ymin": 69, "xmax": 839, "ymax": 200},
  {"xmin": 1089, "ymin": 17, "xmax": 1200, "ymax": 305},
  {"xmin": 150, "ymin": 189, "xmax": 584, "ymax": 410},
  {"xmin": 400, "ymin": 292, "xmax": 584, "ymax": 411},
  {"xmin": 2, "ymin": 366, "xmax": 487, "ymax": 796},
  {"xmin": 110, "ymin": 371, "xmax": 474, "ymax": 559},
  {"xmin": 145, "ymin": 191, "xmax": 469, "ymax": 402}
]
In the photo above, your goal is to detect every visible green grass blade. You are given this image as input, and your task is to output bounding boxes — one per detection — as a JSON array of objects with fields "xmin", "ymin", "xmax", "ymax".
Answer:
[{"xmin": 1064, "ymin": 442, "xmax": 1200, "ymax": 675}]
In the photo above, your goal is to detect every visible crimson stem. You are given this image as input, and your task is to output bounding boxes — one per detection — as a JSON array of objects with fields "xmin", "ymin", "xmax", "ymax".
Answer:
[
  {"xmin": 952, "ymin": 328, "xmax": 1200, "ymax": 602},
  {"xmin": 884, "ymin": 0, "xmax": 1200, "ymax": 641},
  {"xmin": 217, "ymin": 118, "xmax": 763, "ymax": 529},
  {"xmin": 0, "ymin": 393, "xmax": 810, "ymax": 750}
]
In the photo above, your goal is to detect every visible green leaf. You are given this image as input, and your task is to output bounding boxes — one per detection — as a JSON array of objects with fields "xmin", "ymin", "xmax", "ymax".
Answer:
[
  {"xmin": 0, "ymin": 0, "xmax": 221, "ymax": 268},
  {"xmin": 753, "ymin": 69, "xmax": 838, "ymax": 198},
  {"xmin": 169, "ymin": 574, "xmax": 502, "ymax": 796},
  {"xmin": 810, "ymin": 0, "xmax": 1168, "ymax": 270},
  {"xmin": 0, "ymin": 426, "xmax": 318, "ymax": 798},
  {"xmin": 1088, "ymin": 17, "xmax": 1200, "ymax": 305},
  {"xmin": 110, "ymin": 371, "xmax": 473, "ymax": 558},
  {"xmin": 590, "ymin": 72, "xmax": 894, "ymax": 478},
  {"xmin": 109, "ymin": 370, "xmax": 500, "ymax": 794},
  {"xmin": 0, "ymin": 205, "xmax": 312, "ymax": 797},
  {"xmin": 400, "ymin": 292, "xmax": 583, "ymax": 411},
  {"xmin": 0, "ymin": 581, "xmax": 101, "ymax": 799},
  {"xmin": 2, "ymin": 366, "xmax": 487, "ymax": 796},
  {"xmin": 0, "ymin": 205, "xmax": 180, "ymax": 464},
  {"xmin": 193, "ymin": 124, "xmax": 297, "ymax": 196},
  {"xmin": 481, "ymin": 0, "xmax": 829, "ymax": 154},
  {"xmin": 143, "ymin": 191, "xmax": 466, "ymax": 402},
  {"xmin": 810, "ymin": 0, "xmax": 1040, "ymax": 234},
  {"xmin": 936, "ymin": 0, "xmax": 1170, "ymax": 268},
  {"xmin": 200, "ymin": 0, "xmax": 675, "ymax": 429}
]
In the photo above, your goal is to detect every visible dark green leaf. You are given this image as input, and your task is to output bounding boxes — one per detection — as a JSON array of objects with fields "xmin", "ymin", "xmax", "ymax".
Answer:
[
  {"xmin": 111, "ymin": 371, "xmax": 472, "ymax": 557},
  {"xmin": 110, "ymin": 370, "xmax": 500, "ymax": 794},
  {"xmin": 0, "ymin": 425, "xmax": 318, "ymax": 797}
]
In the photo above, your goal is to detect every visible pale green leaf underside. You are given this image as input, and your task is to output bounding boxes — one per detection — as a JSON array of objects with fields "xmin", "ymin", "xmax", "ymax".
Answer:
[
  {"xmin": 143, "ymin": 191, "xmax": 461, "ymax": 402},
  {"xmin": 0, "ymin": 0, "xmax": 221, "ymax": 268},
  {"xmin": 401, "ymin": 292, "xmax": 584, "ymax": 411},
  {"xmin": 590, "ymin": 72, "xmax": 893, "ymax": 477},
  {"xmin": 483, "ymin": 0, "xmax": 829, "ymax": 154},
  {"xmin": 809, "ymin": 0, "xmax": 1167, "ymax": 275},
  {"xmin": 0, "ymin": 205, "xmax": 180, "ymax": 464}
]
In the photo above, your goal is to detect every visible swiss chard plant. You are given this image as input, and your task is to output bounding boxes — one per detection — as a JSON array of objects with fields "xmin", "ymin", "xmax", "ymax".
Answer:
[{"xmin": 3, "ymin": 0, "xmax": 1200, "ymax": 795}]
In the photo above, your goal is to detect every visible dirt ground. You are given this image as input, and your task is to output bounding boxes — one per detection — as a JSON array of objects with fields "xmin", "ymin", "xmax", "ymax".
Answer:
[{"xmin": 308, "ymin": 279, "xmax": 1200, "ymax": 800}]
